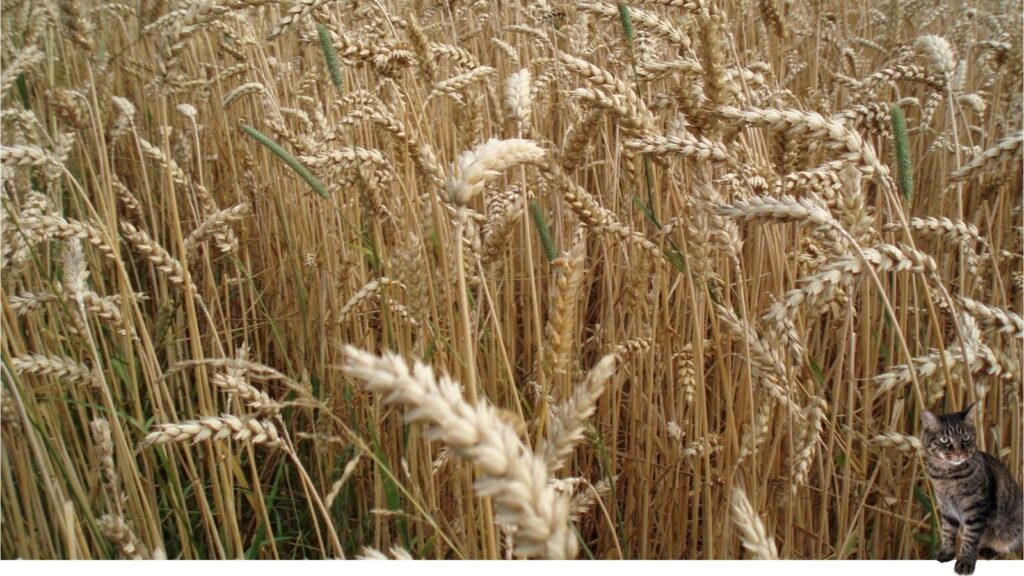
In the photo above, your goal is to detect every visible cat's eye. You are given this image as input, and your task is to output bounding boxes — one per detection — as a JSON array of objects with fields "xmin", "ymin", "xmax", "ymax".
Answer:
[
  {"xmin": 938, "ymin": 436, "xmax": 951, "ymax": 445},
  {"xmin": 962, "ymin": 433, "xmax": 973, "ymax": 442}
]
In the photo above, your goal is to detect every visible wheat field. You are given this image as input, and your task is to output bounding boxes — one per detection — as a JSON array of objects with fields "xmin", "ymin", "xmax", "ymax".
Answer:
[{"xmin": 1, "ymin": 0, "xmax": 1022, "ymax": 561}]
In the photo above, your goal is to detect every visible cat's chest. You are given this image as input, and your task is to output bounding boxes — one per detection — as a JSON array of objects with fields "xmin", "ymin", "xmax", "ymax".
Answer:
[{"xmin": 932, "ymin": 481, "xmax": 966, "ymax": 521}]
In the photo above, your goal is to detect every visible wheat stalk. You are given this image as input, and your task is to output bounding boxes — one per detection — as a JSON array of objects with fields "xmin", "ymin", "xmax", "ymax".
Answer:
[{"xmin": 715, "ymin": 304, "xmax": 805, "ymax": 420}]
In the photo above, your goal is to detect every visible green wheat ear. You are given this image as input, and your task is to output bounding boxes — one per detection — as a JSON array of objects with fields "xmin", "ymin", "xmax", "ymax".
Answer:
[
  {"xmin": 317, "ymin": 24, "xmax": 344, "ymax": 92},
  {"xmin": 240, "ymin": 123, "xmax": 327, "ymax": 199},
  {"xmin": 530, "ymin": 200, "xmax": 557, "ymax": 262},
  {"xmin": 891, "ymin": 105, "xmax": 913, "ymax": 202}
]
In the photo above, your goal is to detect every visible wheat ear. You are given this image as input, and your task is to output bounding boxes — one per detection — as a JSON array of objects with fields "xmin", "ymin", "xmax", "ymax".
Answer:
[
  {"xmin": 341, "ymin": 346, "xmax": 576, "ymax": 559},
  {"xmin": 142, "ymin": 415, "xmax": 284, "ymax": 448},
  {"xmin": 872, "ymin": 433, "xmax": 923, "ymax": 453},
  {"xmin": 446, "ymin": 138, "xmax": 545, "ymax": 206},
  {"xmin": 540, "ymin": 355, "xmax": 617, "ymax": 473},
  {"xmin": 730, "ymin": 485, "xmax": 780, "ymax": 559}
]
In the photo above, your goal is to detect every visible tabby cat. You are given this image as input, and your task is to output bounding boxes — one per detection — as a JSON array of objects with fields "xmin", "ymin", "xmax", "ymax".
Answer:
[{"xmin": 921, "ymin": 404, "xmax": 1023, "ymax": 574}]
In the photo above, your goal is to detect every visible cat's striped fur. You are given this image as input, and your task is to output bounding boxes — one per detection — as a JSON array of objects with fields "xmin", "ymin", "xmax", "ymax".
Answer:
[{"xmin": 922, "ymin": 404, "xmax": 1023, "ymax": 574}]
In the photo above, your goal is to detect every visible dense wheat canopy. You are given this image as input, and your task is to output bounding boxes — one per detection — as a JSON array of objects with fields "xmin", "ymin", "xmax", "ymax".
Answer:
[{"xmin": 1, "ymin": 0, "xmax": 1021, "ymax": 560}]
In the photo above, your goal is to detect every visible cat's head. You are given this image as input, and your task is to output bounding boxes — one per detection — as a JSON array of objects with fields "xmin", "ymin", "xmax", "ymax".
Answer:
[{"xmin": 921, "ymin": 404, "xmax": 977, "ymax": 466}]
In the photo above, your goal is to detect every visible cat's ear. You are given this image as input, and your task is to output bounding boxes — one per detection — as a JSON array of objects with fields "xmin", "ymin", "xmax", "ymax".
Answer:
[
  {"xmin": 962, "ymin": 403, "xmax": 976, "ymax": 424},
  {"xmin": 922, "ymin": 410, "xmax": 941, "ymax": 432}
]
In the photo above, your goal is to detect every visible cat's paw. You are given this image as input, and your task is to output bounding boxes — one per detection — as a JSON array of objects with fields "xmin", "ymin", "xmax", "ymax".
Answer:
[
  {"xmin": 954, "ymin": 558, "xmax": 976, "ymax": 575},
  {"xmin": 937, "ymin": 548, "xmax": 956, "ymax": 563},
  {"xmin": 978, "ymin": 548, "xmax": 999, "ymax": 560}
]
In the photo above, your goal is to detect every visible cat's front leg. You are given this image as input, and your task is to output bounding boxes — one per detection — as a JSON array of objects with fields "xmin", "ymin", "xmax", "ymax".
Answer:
[
  {"xmin": 937, "ymin": 512, "xmax": 960, "ymax": 563},
  {"xmin": 955, "ymin": 518, "xmax": 987, "ymax": 575}
]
